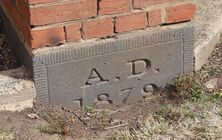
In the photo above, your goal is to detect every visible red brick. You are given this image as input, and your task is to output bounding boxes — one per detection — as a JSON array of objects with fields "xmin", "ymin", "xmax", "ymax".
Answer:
[
  {"xmin": 1, "ymin": 0, "xmax": 196, "ymax": 49},
  {"xmin": 31, "ymin": 27, "xmax": 65, "ymax": 48},
  {"xmin": 148, "ymin": 9, "xmax": 162, "ymax": 27},
  {"xmin": 2, "ymin": 1, "xmax": 18, "ymax": 24},
  {"xmin": 166, "ymin": 4, "xmax": 196, "ymax": 23},
  {"xmin": 1, "ymin": 0, "xmax": 31, "ymax": 46},
  {"xmin": 134, "ymin": 0, "xmax": 170, "ymax": 8},
  {"xmin": 115, "ymin": 12, "xmax": 148, "ymax": 33},
  {"xmin": 99, "ymin": 0, "xmax": 132, "ymax": 15},
  {"xmin": 82, "ymin": 18, "xmax": 114, "ymax": 39},
  {"xmin": 65, "ymin": 23, "xmax": 81, "ymax": 42},
  {"xmin": 30, "ymin": 0, "xmax": 97, "ymax": 26},
  {"xmin": 19, "ymin": 19, "xmax": 32, "ymax": 47},
  {"xmin": 17, "ymin": 0, "xmax": 30, "ymax": 22}
]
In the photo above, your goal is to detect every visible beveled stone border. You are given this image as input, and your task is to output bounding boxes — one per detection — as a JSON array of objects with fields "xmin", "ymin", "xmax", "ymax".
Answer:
[
  {"xmin": 33, "ymin": 26, "xmax": 194, "ymax": 103},
  {"xmin": 0, "ymin": 7, "xmax": 195, "ymax": 104}
]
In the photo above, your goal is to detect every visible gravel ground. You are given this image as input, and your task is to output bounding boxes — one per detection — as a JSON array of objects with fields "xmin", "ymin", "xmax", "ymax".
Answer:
[
  {"xmin": 0, "ymin": 29, "xmax": 34, "ymax": 97},
  {"xmin": 206, "ymin": 43, "xmax": 222, "ymax": 70},
  {"xmin": 0, "ymin": 67, "xmax": 33, "ymax": 96}
]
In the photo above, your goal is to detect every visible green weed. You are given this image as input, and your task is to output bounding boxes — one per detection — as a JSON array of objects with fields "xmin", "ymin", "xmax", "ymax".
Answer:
[
  {"xmin": 210, "ymin": 92, "xmax": 222, "ymax": 102},
  {"xmin": 167, "ymin": 75, "xmax": 204, "ymax": 101},
  {"xmin": 84, "ymin": 106, "xmax": 96, "ymax": 114}
]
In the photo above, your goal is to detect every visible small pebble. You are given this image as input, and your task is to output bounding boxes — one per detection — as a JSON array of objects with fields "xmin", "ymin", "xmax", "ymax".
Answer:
[{"xmin": 27, "ymin": 113, "xmax": 39, "ymax": 119}]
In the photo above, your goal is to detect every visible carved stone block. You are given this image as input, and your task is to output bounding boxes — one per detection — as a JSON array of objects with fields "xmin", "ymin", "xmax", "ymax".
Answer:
[
  {"xmin": 0, "ymin": 7, "xmax": 194, "ymax": 107},
  {"xmin": 33, "ymin": 27, "xmax": 194, "ymax": 107}
]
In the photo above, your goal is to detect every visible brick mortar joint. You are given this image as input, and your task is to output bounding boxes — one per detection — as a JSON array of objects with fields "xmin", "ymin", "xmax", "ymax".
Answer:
[
  {"xmin": 29, "ymin": 0, "xmax": 79, "ymax": 8},
  {"xmin": 29, "ymin": 1, "xmax": 196, "ymax": 31},
  {"xmin": 33, "ymin": 26, "xmax": 194, "ymax": 65},
  {"xmin": 33, "ymin": 23, "xmax": 194, "ymax": 54},
  {"xmin": 2, "ymin": 0, "xmax": 196, "ymax": 49},
  {"xmin": 29, "ymin": 0, "xmax": 195, "ymax": 9}
]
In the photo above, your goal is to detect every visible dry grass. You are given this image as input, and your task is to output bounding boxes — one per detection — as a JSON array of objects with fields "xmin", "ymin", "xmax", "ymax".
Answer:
[
  {"xmin": 108, "ymin": 63, "xmax": 222, "ymax": 140},
  {"xmin": 0, "ymin": 128, "xmax": 13, "ymax": 140},
  {"xmin": 109, "ymin": 98, "xmax": 222, "ymax": 140}
]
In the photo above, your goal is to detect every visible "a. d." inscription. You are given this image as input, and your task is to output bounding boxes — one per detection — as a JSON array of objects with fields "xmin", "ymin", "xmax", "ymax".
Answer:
[{"xmin": 47, "ymin": 40, "xmax": 183, "ymax": 107}]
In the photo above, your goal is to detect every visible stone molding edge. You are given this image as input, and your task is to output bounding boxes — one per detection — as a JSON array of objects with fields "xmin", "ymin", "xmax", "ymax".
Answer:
[
  {"xmin": 33, "ymin": 26, "xmax": 195, "ymax": 103},
  {"xmin": 33, "ymin": 26, "xmax": 195, "ymax": 65},
  {"xmin": 0, "ymin": 6, "xmax": 194, "ymax": 104}
]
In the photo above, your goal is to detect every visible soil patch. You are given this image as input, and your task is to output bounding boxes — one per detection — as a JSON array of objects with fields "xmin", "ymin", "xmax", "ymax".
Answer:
[
  {"xmin": 0, "ymin": 94, "xmax": 167, "ymax": 140},
  {"xmin": 0, "ymin": 29, "xmax": 21, "ymax": 71}
]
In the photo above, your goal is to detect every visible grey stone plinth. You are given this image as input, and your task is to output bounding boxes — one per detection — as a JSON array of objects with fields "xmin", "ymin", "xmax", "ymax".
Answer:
[
  {"xmin": 33, "ymin": 27, "xmax": 194, "ymax": 107},
  {"xmin": 0, "ymin": 8, "xmax": 195, "ymax": 107}
]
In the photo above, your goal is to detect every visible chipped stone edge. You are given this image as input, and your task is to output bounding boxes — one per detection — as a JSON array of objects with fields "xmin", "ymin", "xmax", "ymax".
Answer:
[{"xmin": 194, "ymin": 22, "xmax": 222, "ymax": 70}]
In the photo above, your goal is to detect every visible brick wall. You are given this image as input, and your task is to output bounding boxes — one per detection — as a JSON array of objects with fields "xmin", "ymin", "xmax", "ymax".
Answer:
[
  {"xmin": 0, "ymin": 0, "xmax": 31, "ymax": 46},
  {"xmin": 0, "ymin": 0, "xmax": 196, "ymax": 49}
]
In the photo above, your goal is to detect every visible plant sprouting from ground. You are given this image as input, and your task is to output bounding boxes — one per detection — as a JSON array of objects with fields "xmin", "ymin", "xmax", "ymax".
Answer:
[
  {"xmin": 210, "ymin": 91, "xmax": 222, "ymax": 102},
  {"xmin": 166, "ymin": 75, "xmax": 204, "ymax": 101}
]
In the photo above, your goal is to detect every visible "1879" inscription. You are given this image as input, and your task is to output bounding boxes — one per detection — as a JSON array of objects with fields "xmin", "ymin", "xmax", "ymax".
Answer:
[
  {"xmin": 48, "ymin": 40, "xmax": 183, "ymax": 107},
  {"xmin": 82, "ymin": 59, "xmax": 158, "ymax": 105}
]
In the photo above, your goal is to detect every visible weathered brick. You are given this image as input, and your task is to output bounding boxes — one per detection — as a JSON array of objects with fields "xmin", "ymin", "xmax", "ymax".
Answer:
[
  {"xmin": 19, "ymin": 18, "xmax": 32, "ymax": 47},
  {"xmin": 99, "ymin": 0, "xmax": 132, "ymax": 15},
  {"xmin": 166, "ymin": 4, "xmax": 196, "ymax": 23},
  {"xmin": 148, "ymin": 9, "xmax": 162, "ymax": 27},
  {"xmin": 30, "ymin": 0, "xmax": 97, "ymax": 26},
  {"xmin": 31, "ymin": 27, "xmax": 65, "ymax": 48},
  {"xmin": 1, "ymin": 0, "xmax": 31, "ymax": 46},
  {"xmin": 115, "ymin": 12, "xmax": 148, "ymax": 33},
  {"xmin": 17, "ymin": 0, "xmax": 30, "ymax": 22},
  {"xmin": 1, "ymin": 0, "xmax": 196, "ymax": 50},
  {"xmin": 65, "ymin": 23, "xmax": 81, "ymax": 42},
  {"xmin": 134, "ymin": 0, "xmax": 170, "ymax": 9},
  {"xmin": 2, "ymin": 1, "xmax": 18, "ymax": 23},
  {"xmin": 82, "ymin": 18, "xmax": 114, "ymax": 39}
]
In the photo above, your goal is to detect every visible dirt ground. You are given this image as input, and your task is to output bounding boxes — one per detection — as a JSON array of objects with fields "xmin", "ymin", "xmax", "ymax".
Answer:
[
  {"xmin": 0, "ymin": 96, "xmax": 163, "ymax": 140},
  {"xmin": 0, "ymin": 29, "xmax": 21, "ymax": 71}
]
